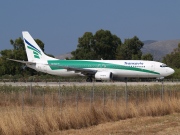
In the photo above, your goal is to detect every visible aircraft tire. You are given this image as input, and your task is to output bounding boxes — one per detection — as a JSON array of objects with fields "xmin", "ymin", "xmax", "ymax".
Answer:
[{"xmin": 86, "ymin": 77, "xmax": 92, "ymax": 82}]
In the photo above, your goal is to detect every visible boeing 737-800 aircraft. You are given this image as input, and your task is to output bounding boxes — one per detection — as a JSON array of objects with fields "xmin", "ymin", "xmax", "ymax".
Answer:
[{"xmin": 8, "ymin": 31, "xmax": 174, "ymax": 82}]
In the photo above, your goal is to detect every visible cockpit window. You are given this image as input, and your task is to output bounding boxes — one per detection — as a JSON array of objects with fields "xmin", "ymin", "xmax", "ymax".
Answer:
[{"xmin": 160, "ymin": 64, "xmax": 168, "ymax": 67}]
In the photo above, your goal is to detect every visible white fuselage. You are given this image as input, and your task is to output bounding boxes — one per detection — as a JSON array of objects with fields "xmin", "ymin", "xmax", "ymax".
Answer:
[{"xmin": 27, "ymin": 60, "xmax": 174, "ymax": 79}]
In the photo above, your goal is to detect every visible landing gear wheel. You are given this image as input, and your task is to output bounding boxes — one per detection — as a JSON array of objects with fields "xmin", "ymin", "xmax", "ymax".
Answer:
[{"xmin": 86, "ymin": 77, "xmax": 92, "ymax": 82}]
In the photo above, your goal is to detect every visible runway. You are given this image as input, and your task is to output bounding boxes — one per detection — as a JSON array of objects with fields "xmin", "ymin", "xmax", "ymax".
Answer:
[{"xmin": 0, "ymin": 81, "xmax": 179, "ymax": 87}]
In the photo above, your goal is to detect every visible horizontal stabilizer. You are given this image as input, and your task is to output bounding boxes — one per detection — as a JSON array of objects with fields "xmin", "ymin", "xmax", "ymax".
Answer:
[{"xmin": 7, "ymin": 58, "xmax": 36, "ymax": 64}]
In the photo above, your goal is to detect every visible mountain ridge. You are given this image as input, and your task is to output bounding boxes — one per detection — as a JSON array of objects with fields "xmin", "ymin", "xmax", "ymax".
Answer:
[{"xmin": 142, "ymin": 39, "xmax": 180, "ymax": 61}]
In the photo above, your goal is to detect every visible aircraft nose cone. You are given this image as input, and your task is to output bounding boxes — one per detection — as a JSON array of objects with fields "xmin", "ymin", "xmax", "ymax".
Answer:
[{"xmin": 169, "ymin": 68, "xmax": 175, "ymax": 75}]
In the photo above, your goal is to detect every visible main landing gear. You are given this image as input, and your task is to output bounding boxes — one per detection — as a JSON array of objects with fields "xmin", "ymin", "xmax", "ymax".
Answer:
[{"xmin": 86, "ymin": 77, "xmax": 93, "ymax": 82}]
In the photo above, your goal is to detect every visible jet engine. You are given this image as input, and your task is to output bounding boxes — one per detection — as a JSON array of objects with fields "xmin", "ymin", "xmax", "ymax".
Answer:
[{"xmin": 95, "ymin": 71, "xmax": 113, "ymax": 81}]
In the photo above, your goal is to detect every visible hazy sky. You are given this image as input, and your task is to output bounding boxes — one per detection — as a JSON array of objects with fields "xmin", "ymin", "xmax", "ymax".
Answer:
[{"xmin": 1, "ymin": 0, "xmax": 180, "ymax": 56}]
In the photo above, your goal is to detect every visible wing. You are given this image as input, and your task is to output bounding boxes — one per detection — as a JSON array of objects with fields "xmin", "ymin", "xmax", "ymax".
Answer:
[{"xmin": 48, "ymin": 64, "xmax": 97, "ymax": 76}]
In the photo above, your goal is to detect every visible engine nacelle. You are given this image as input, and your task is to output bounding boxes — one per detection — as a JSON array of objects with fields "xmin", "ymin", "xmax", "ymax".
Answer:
[{"xmin": 95, "ymin": 71, "xmax": 113, "ymax": 81}]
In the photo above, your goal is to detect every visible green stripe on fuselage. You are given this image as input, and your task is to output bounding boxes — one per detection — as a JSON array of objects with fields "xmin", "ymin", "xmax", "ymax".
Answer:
[{"xmin": 47, "ymin": 60, "xmax": 160, "ymax": 75}]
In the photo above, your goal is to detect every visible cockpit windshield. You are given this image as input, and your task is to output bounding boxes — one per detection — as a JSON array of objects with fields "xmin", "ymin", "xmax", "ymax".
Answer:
[{"xmin": 160, "ymin": 64, "xmax": 168, "ymax": 67}]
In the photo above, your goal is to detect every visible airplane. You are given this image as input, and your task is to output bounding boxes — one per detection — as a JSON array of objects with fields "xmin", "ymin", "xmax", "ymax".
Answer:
[{"xmin": 7, "ymin": 31, "xmax": 175, "ymax": 82}]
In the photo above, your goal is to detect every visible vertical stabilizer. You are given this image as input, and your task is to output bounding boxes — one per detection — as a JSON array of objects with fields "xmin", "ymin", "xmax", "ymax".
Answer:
[{"xmin": 22, "ymin": 31, "xmax": 56, "ymax": 63}]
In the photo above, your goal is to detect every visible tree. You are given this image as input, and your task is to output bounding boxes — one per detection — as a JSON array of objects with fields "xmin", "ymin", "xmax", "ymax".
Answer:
[
  {"xmin": 141, "ymin": 53, "xmax": 153, "ymax": 60},
  {"xmin": 0, "ymin": 50, "xmax": 14, "ymax": 75},
  {"xmin": 94, "ymin": 30, "xmax": 121, "ymax": 60},
  {"xmin": 71, "ymin": 32, "xmax": 96, "ymax": 59},
  {"xmin": 10, "ymin": 37, "xmax": 24, "ymax": 50},
  {"xmin": 116, "ymin": 44, "xmax": 126, "ymax": 60},
  {"xmin": 116, "ymin": 36, "xmax": 144, "ymax": 60},
  {"xmin": 163, "ymin": 43, "xmax": 180, "ymax": 68},
  {"xmin": 71, "ymin": 29, "xmax": 121, "ymax": 60}
]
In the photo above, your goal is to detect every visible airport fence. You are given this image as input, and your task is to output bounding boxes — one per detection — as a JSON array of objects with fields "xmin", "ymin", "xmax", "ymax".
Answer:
[{"xmin": 0, "ymin": 82, "xmax": 179, "ymax": 113}]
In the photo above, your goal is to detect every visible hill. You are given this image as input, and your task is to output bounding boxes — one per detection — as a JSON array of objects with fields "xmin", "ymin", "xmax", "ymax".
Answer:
[
  {"xmin": 56, "ymin": 39, "xmax": 180, "ymax": 61},
  {"xmin": 142, "ymin": 39, "xmax": 180, "ymax": 61}
]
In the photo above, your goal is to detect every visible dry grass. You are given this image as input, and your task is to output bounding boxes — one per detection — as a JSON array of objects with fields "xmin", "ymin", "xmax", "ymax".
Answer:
[
  {"xmin": 56, "ymin": 113, "xmax": 180, "ymax": 135},
  {"xmin": 0, "ymin": 84, "xmax": 180, "ymax": 134},
  {"xmin": 0, "ymin": 96, "xmax": 180, "ymax": 135}
]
